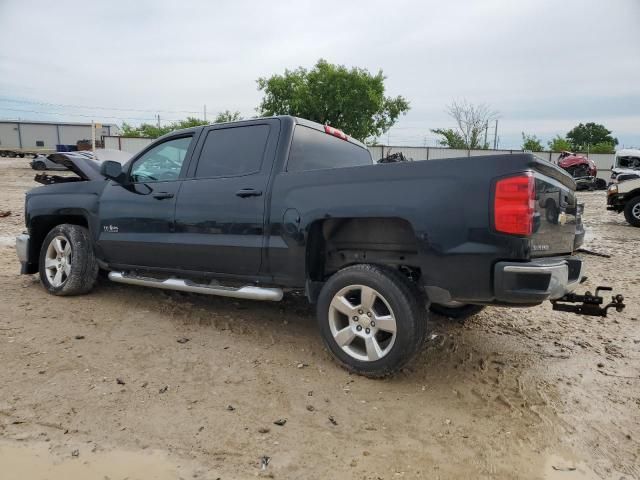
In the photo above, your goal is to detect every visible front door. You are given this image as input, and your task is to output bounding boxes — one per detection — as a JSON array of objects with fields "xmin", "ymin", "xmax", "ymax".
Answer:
[
  {"xmin": 97, "ymin": 134, "xmax": 195, "ymax": 268},
  {"xmin": 172, "ymin": 121, "xmax": 279, "ymax": 275}
]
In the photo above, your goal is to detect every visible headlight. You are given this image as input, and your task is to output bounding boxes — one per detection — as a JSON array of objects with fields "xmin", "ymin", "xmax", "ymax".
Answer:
[{"xmin": 608, "ymin": 184, "xmax": 618, "ymax": 194}]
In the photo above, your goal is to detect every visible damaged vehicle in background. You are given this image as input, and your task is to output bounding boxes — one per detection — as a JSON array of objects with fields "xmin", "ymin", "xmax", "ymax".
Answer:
[
  {"xmin": 607, "ymin": 176, "xmax": 640, "ymax": 227},
  {"xmin": 15, "ymin": 116, "xmax": 625, "ymax": 377},
  {"xmin": 610, "ymin": 148, "xmax": 640, "ymax": 183},
  {"xmin": 556, "ymin": 151, "xmax": 606, "ymax": 190}
]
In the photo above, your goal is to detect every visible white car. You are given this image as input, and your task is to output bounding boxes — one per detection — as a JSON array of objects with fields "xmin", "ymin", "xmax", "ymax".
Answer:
[
  {"xmin": 611, "ymin": 148, "xmax": 640, "ymax": 182},
  {"xmin": 607, "ymin": 177, "xmax": 640, "ymax": 227}
]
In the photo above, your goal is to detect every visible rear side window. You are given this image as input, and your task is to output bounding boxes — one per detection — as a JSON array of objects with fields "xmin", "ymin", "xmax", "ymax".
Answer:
[
  {"xmin": 287, "ymin": 125, "xmax": 372, "ymax": 172},
  {"xmin": 195, "ymin": 125, "xmax": 270, "ymax": 178}
]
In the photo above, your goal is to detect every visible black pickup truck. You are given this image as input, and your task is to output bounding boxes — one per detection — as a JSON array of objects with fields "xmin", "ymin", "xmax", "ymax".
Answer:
[{"xmin": 17, "ymin": 116, "xmax": 619, "ymax": 377}]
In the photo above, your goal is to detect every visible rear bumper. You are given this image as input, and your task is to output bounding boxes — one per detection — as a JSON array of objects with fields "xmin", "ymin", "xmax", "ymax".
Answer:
[{"xmin": 494, "ymin": 256, "xmax": 583, "ymax": 304}]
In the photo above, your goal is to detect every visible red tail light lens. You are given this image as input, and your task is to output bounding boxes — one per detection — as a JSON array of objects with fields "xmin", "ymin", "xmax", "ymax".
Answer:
[
  {"xmin": 494, "ymin": 173, "xmax": 535, "ymax": 236},
  {"xmin": 324, "ymin": 125, "xmax": 348, "ymax": 141}
]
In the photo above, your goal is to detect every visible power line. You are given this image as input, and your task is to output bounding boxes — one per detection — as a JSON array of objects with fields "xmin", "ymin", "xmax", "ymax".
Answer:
[
  {"xmin": 0, "ymin": 97, "xmax": 201, "ymax": 114},
  {"xmin": 0, "ymin": 106, "xmax": 180, "ymax": 122}
]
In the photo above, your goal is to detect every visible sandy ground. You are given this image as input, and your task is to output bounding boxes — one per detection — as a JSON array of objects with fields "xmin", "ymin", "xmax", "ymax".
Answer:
[{"xmin": 0, "ymin": 158, "xmax": 638, "ymax": 480}]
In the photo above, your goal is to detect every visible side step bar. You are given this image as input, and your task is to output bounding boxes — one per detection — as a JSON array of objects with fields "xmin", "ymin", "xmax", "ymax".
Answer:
[{"xmin": 108, "ymin": 272, "xmax": 283, "ymax": 301}]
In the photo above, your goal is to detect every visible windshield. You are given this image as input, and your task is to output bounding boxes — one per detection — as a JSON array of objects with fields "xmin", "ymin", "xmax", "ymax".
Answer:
[{"xmin": 616, "ymin": 155, "xmax": 640, "ymax": 170}]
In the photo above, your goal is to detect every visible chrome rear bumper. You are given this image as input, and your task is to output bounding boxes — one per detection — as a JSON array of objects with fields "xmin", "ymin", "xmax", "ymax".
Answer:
[{"xmin": 494, "ymin": 256, "xmax": 583, "ymax": 304}]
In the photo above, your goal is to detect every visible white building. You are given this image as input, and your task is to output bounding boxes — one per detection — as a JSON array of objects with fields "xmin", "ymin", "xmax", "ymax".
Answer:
[{"xmin": 0, "ymin": 120, "xmax": 121, "ymax": 150}]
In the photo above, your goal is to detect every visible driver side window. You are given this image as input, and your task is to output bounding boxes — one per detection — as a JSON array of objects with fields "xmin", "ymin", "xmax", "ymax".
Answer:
[{"xmin": 130, "ymin": 136, "xmax": 192, "ymax": 183}]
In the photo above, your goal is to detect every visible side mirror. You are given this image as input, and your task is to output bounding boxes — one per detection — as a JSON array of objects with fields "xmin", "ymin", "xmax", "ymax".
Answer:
[{"xmin": 100, "ymin": 160, "xmax": 123, "ymax": 182}]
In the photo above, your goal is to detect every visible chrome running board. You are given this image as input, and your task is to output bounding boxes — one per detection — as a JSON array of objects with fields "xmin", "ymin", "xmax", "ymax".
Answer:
[{"xmin": 108, "ymin": 272, "xmax": 283, "ymax": 301}]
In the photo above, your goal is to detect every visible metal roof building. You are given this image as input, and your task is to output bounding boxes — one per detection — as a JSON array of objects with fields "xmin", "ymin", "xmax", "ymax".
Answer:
[{"xmin": 0, "ymin": 120, "xmax": 121, "ymax": 150}]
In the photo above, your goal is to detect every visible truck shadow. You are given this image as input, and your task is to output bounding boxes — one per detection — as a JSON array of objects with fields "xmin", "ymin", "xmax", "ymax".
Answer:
[{"xmin": 95, "ymin": 276, "xmax": 545, "ymax": 394}]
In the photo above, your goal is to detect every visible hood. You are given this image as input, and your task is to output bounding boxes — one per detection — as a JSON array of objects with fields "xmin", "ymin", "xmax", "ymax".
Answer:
[{"xmin": 47, "ymin": 149, "xmax": 132, "ymax": 180}]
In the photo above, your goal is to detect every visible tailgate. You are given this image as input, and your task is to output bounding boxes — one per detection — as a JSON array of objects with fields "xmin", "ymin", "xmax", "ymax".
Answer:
[{"xmin": 531, "ymin": 159, "xmax": 583, "ymax": 257}]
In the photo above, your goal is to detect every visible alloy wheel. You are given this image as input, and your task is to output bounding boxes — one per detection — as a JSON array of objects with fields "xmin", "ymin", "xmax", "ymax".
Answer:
[
  {"xmin": 44, "ymin": 236, "xmax": 72, "ymax": 287},
  {"xmin": 328, "ymin": 284, "xmax": 397, "ymax": 362}
]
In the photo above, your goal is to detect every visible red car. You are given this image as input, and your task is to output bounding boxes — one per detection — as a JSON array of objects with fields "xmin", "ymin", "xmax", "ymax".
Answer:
[{"xmin": 557, "ymin": 151, "xmax": 597, "ymax": 178}]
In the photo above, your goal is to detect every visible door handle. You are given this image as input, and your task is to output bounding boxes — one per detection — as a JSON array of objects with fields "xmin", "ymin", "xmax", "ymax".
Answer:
[
  {"xmin": 152, "ymin": 192, "xmax": 174, "ymax": 200},
  {"xmin": 235, "ymin": 188, "xmax": 263, "ymax": 198}
]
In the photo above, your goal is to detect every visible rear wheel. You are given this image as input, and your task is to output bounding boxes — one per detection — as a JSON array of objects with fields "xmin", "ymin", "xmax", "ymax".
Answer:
[
  {"xmin": 430, "ymin": 302, "xmax": 485, "ymax": 320},
  {"xmin": 623, "ymin": 196, "xmax": 640, "ymax": 227},
  {"xmin": 39, "ymin": 224, "xmax": 99, "ymax": 295},
  {"xmin": 316, "ymin": 264, "xmax": 427, "ymax": 378}
]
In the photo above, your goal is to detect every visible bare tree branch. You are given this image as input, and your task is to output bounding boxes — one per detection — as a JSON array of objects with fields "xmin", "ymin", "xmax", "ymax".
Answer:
[{"xmin": 443, "ymin": 99, "xmax": 498, "ymax": 149}]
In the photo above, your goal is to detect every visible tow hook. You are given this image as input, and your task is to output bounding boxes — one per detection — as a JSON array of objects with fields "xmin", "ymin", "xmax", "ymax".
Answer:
[{"xmin": 551, "ymin": 287, "xmax": 625, "ymax": 317}]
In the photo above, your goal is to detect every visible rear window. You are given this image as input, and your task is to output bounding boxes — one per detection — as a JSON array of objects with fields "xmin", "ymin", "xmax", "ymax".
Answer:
[
  {"xmin": 287, "ymin": 125, "xmax": 372, "ymax": 172},
  {"xmin": 195, "ymin": 125, "xmax": 270, "ymax": 178}
]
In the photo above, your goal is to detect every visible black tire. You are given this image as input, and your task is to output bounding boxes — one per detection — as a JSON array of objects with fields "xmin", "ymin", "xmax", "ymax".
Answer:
[
  {"xmin": 623, "ymin": 196, "xmax": 640, "ymax": 228},
  {"xmin": 429, "ymin": 303, "xmax": 485, "ymax": 320},
  {"xmin": 38, "ymin": 224, "xmax": 99, "ymax": 296},
  {"xmin": 594, "ymin": 178, "xmax": 607, "ymax": 190},
  {"xmin": 316, "ymin": 264, "xmax": 427, "ymax": 378},
  {"xmin": 33, "ymin": 161, "xmax": 46, "ymax": 171}
]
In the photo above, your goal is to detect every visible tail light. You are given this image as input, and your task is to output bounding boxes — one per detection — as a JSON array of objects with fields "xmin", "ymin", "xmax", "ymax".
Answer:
[
  {"xmin": 324, "ymin": 125, "xmax": 348, "ymax": 141},
  {"xmin": 494, "ymin": 173, "xmax": 535, "ymax": 236}
]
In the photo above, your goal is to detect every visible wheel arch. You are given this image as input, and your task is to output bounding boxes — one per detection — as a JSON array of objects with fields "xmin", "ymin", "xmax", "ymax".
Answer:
[
  {"xmin": 27, "ymin": 213, "xmax": 90, "ymax": 273},
  {"xmin": 305, "ymin": 217, "xmax": 422, "ymax": 300},
  {"xmin": 623, "ymin": 188, "xmax": 640, "ymax": 201}
]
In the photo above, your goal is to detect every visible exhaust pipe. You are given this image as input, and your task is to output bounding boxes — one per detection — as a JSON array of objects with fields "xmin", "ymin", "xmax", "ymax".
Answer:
[{"xmin": 108, "ymin": 272, "xmax": 283, "ymax": 301}]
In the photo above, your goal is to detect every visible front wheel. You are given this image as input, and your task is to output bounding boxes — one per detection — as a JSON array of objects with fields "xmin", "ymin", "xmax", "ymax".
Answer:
[
  {"xmin": 39, "ymin": 224, "xmax": 99, "ymax": 295},
  {"xmin": 316, "ymin": 264, "xmax": 427, "ymax": 378},
  {"xmin": 623, "ymin": 196, "xmax": 640, "ymax": 227}
]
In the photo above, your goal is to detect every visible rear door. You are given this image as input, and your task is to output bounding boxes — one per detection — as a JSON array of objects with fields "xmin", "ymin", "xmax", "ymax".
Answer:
[{"xmin": 172, "ymin": 120, "xmax": 280, "ymax": 275}]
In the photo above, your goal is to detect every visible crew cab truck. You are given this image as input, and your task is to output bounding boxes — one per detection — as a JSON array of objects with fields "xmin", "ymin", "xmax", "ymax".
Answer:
[
  {"xmin": 17, "ymin": 116, "xmax": 610, "ymax": 377},
  {"xmin": 607, "ymin": 177, "xmax": 640, "ymax": 227}
]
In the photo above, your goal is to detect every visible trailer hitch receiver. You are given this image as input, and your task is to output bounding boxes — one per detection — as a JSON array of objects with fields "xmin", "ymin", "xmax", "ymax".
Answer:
[{"xmin": 551, "ymin": 287, "xmax": 625, "ymax": 317}]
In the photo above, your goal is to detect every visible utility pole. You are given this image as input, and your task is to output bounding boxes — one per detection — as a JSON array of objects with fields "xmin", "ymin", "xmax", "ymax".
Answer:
[
  {"xmin": 203, "ymin": 104, "xmax": 207, "ymax": 122},
  {"xmin": 493, "ymin": 119, "xmax": 499, "ymax": 150},
  {"xmin": 91, "ymin": 120, "xmax": 96, "ymax": 152},
  {"xmin": 157, "ymin": 114, "xmax": 161, "ymax": 129},
  {"xmin": 484, "ymin": 122, "xmax": 488, "ymax": 148}
]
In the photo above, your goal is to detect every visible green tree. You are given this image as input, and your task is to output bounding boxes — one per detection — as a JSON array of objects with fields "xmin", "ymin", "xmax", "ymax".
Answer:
[
  {"xmin": 430, "ymin": 128, "xmax": 467, "ymax": 149},
  {"xmin": 566, "ymin": 122, "xmax": 618, "ymax": 152},
  {"xmin": 215, "ymin": 110, "xmax": 243, "ymax": 123},
  {"xmin": 547, "ymin": 135, "xmax": 572, "ymax": 152},
  {"xmin": 589, "ymin": 141, "xmax": 616, "ymax": 154},
  {"xmin": 120, "ymin": 122, "xmax": 171, "ymax": 138},
  {"xmin": 120, "ymin": 113, "xmax": 243, "ymax": 139},
  {"xmin": 120, "ymin": 117, "xmax": 209, "ymax": 138},
  {"xmin": 431, "ymin": 100, "xmax": 495, "ymax": 149},
  {"xmin": 521, "ymin": 132, "xmax": 544, "ymax": 151},
  {"xmin": 256, "ymin": 59, "xmax": 410, "ymax": 142}
]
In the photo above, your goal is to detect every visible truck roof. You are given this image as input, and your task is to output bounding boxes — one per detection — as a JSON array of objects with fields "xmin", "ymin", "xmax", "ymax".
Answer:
[
  {"xmin": 616, "ymin": 148, "xmax": 640, "ymax": 157},
  {"xmin": 159, "ymin": 115, "xmax": 368, "ymax": 150}
]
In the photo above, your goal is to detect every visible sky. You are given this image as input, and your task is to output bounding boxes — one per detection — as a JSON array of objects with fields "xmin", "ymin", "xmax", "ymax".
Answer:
[{"xmin": 0, "ymin": 0, "xmax": 639, "ymax": 149}]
